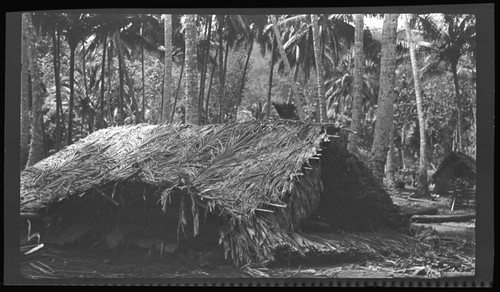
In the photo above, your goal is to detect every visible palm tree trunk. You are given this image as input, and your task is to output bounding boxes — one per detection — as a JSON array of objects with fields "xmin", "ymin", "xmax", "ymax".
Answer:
[
  {"xmin": 21, "ymin": 13, "xmax": 31, "ymax": 167},
  {"xmin": 235, "ymin": 39, "xmax": 254, "ymax": 122},
  {"xmin": 51, "ymin": 27, "xmax": 63, "ymax": 150},
  {"xmin": 386, "ymin": 124, "xmax": 397, "ymax": 189},
  {"xmin": 405, "ymin": 14, "xmax": 430, "ymax": 198},
  {"xmin": 122, "ymin": 54, "xmax": 140, "ymax": 123},
  {"xmin": 286, "ymin": 64, "xmax": 300, "ymax": 104},
  {"xmin": 170, "ymin": 56, "xmax": 185, "ymax": 123},
  {"xmin": 162, "ymin": 14, "xmax": 173, "ymax": 123},
  {"xmin": 116, "ymin": 33, "xmax": 124, "ymax": 126},
  {"xmin": 67, "ymin": 45, "xmax": 76, "ymax": 145},
  {"xmin": 26, "ymin": 13, "xmax": 45, "ymax": 166},
  {"xmin": 99, "ymin": 34, "xmax": 107, "ymax": 129},
  {"xmin": 141, "ymin": 24, "xmax": 146, "ymax": 122},
  {"xmin": 205, "ymin": 48, "xmax": 219, "ymax": 124},
  {"xmin": 267, "ymin": 35, "xmax": 276, "ymax": 118},
  {"xmin": 222, "ymin": 40, "xmax": 230, "ymax": 120},
  {"xmin": 199, "ymin": 15, "xmax": 212, "ymax": 124},
  {"xmin": 348, "ymin": 14, "xmax": 364, "ymax": 153},
  {"xmin": 107, "ymin": 43, "xmax": 114, "ymax": 126},
  {"xmin": 217, "ymin": 15, "xmax": 225, "ymax": 123},
  {"xmin": 451, "ymin": 61, "xmax": 463, "ymax": 152},
  {"xmin": 369, "ymin": 13, "xmax": 399, "ymax": 182},
  {"xmin": 56, "ymin": 30, "xmax": 65, "ymax": 131},
  {"xmin": 184, "ymin": 14, "xmax": 199, "ymax": 125},
  {"xmin": 311, "ymin": 14, "xmax": 327, "ymax": 123},
  {"xmin": 270, "ymin": 15, "xmax": 292, "ymax": 75},
  {"xmin": 81, "ymin": 40, "xmax": 93, "ymax": 133}
]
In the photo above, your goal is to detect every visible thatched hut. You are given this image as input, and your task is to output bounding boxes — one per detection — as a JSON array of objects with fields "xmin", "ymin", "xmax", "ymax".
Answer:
[
  {"xmin": 431, "ymin": 152, "xmax": 476, "ymax": 195},
  {"xmin": 272, "ymin": 103, "xmax": 300, "ymax": 120},
  {"xmin": 21, "ymin": 121, "xmax": 411, "ymax": 266},
  {"xmin": 430, "ymin": 152, "xmax": 476, "ymax": 209}
]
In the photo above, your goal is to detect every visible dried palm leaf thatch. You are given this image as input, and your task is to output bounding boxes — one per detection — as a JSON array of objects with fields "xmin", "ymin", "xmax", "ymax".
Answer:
[{"xmin": 21, "ymin": 120, "xmax": 408, "ymax": 266}]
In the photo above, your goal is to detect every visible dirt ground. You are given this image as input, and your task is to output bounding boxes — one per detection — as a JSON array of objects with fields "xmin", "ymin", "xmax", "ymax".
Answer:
[{"xmin": 20, "ymin": 189, "xmax": 475, "ymax": 281}]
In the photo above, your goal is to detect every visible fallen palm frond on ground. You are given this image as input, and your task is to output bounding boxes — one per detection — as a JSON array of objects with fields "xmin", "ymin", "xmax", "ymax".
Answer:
[{"xmin": 21, "ymin": 120, "xmax": 410, "ymax": 266}]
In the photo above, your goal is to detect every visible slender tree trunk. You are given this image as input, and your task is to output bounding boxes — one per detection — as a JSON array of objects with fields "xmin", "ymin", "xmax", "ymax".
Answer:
[
  {"xmin": 386, "ymin": 124, "xmax": 397, "ymax": 189},
  {"xmin": 56, "ymin": 30, "xmax": 65, "ymax": 131},
  {"xmin": 311, "ymin": 14, "xmax": 327, "ymax": 123},
  {"xmin": 141, "ymin": 24, "xmax": 146, "ymax": 122},
  {"xmin": 286, "ymin": 64, "xmax": 300, "ymax": 104},
  {"xmin": 26, "ymin": 13, "xmax": 45, "ymax": 166},
  {"xmin": 235, "ymin": 38, "xmax": 254, "ymax": 122},
  {"xmin": 21, "ymin": 13, "xmax": 31, "ymax": 167},
  {"xmin": 198, "ymin": 15, "xmax": 212, "ymax": 124},
  {"xmin": 270, "ymin": 15, "xmax": 292, "ymax": 76},
  {"xmin": 217, "ymin": 15, "xmax": 225, "ymax": 123},
  {"xmin": 451, "ymin": 61, "xmax": 463, "ymax": 152},
  {"xmin": 160, "ymin": 67, "xmax": 164, "ymax": 121},
  {"xmin": 348, "ymin": 14, "xmax": 365, "ymax": 153},
  {"xmin": 267, "ymin": 35, "xmax": 276, "ymax": 118},
  {"xmin": 99, "ymin": 34, "xmax": 107, "ymax": 129},
  {"xmin": 116, "ymin": 33, "xmax": 124, "ymax": 125},
  {"xmin": 67, "ymin": 45, "xmax": 76, "ymax": 145},
  {"xmin": 405, "ymin": 14, "xmax": 430, "ymax": 198},
  {"xmin": 121, "ymin": 53, "xmax": 140, "ymax": 123},
  {"xmin": 50, "ymin": 28, "xmax": 63, "ymax": 150},
  {"xmin": 161, "ymin": 14, "xmax": 173, "ymax": 123},
  {"xmin": 271, "ymin": 15, "xmax": 305, "ymax": 120},
  {"xmin": 184, "ymin": 14, "xmax": 199, "ymax": 125},
  {"xmin": 107, "ymin": 43, "xmax": 114, "ymax": 125},
  {"xmin": 170, "ymin": 57, "xmax": 185, "ymax": 123},
  {"xmin": 221, "ymin": 40, "xmax": 230, "ymax": 121},
  {"xmin": 81, "ymin": 40, "xmax": 93, "ymax": 133},
  {"xmin": 369, "ymin": 13, "xmax": 399, "ymax": 182},
  {"xmin": 205, "ymin": 48, "xmax": 219, "ymax": 124}
]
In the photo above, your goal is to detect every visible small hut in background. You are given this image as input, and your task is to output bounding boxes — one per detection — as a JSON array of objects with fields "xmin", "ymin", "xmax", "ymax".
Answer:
[
  {"xmin": 21, "ymin": 121, "xmax": 415, "ymax": 267},
  {"xmin": 272, "ymin": 103, "xmax": 299, "ymax": 120},
  {"xmin": 431, "ymin": 152, "xmax": 476, "ymax": 209}
]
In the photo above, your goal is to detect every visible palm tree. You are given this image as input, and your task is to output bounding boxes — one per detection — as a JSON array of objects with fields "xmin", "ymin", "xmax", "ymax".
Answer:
[
  {"xmin": 369, "ymin": 13, "xmax": 399, "ymax": 182},
  {"xmin": 348, "ymin": 14, "xmax": 364, "ymax": 153},
  {"xmin": 184, "ymin": 14, "xmax": 199, "ymax": 124},
  {"xmin": 162, "ymin": 14, "xmax": 173, "ymax": 123},
  {"xmin": 21, "ymin": 13, "xmax": 31, "ymax": 167},
  {"xmin": 311, "ymin": 14, "xmax": 327, "ymax": 123},
  {"xmin": 405, "ymin": 14, "xmax": 430, "ymax": 198},
  {"xmin": 415, "ymin": 14, "xmax": 475, "ymax": 152},
  {"xmin": 25, "ymin": 12, "xmax": 45, "ymax": 167},
  {"xmin": 32, "ymin": 12, "xmax": 66, "ymax": 149},
  {"xmin": 198, "ymin": 14, "xmax": 212, "ymax": 124},
  {"xmin": 269, "ymin": 14, "xmax": 355, "ymax": 121}
]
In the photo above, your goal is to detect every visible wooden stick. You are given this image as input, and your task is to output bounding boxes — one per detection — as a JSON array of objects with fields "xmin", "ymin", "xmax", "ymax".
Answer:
[
  {"xmin": 255, "ymin": 208, "xmax": 274, "ymax": 213},
  {"xmin": 265, "ymin": 202, "xmax": 287, "ymax": 208},
  {"xmin": 20, "ymin": 212, "xmax": 43, "ymax": 219},
  {"xmin": 450, "ymin": 197, "xmax": 456, "ymax": 211},
  {"xmin": 408, "ymin": 197, "xmax": 435, "ymax": 203}
]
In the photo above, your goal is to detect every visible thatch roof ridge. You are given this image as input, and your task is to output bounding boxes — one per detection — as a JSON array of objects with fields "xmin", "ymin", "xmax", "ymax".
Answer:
[{"xmin": 21, "ymin": 121, "xmax": 329, "ymax": 214}]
